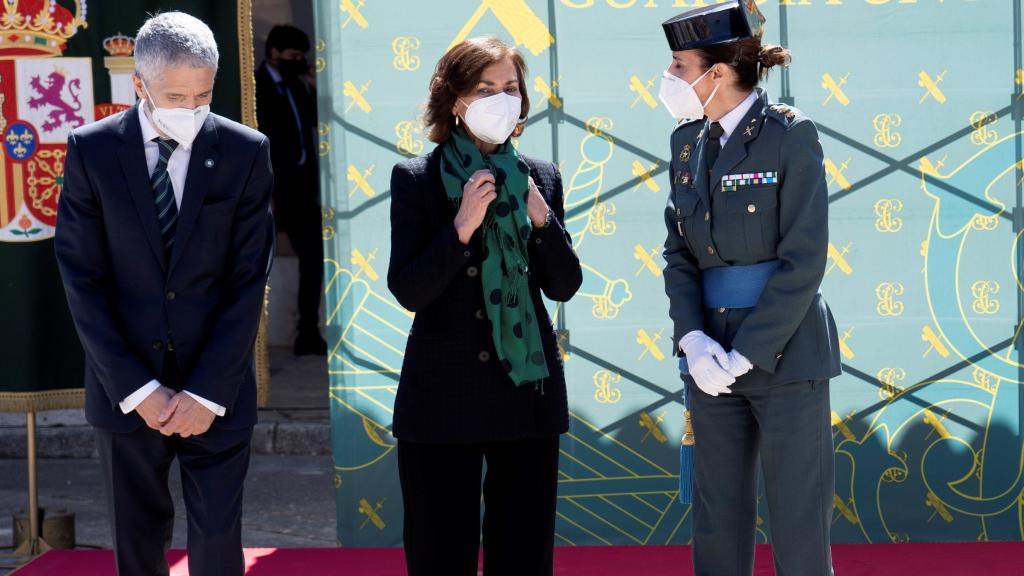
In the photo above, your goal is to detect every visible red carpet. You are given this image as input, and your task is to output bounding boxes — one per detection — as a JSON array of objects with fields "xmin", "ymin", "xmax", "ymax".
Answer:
[{"xmin": 14, "ymin": 543, "xmax": 1024, "ymax": 575}]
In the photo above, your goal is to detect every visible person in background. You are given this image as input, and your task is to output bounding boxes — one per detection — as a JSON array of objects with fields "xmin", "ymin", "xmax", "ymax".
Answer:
[{"xmin": 256, "ymin": 24, "xmax": 325, "ymax": 355}]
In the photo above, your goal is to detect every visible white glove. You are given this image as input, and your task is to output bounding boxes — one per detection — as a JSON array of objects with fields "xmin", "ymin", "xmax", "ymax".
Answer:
[
  {"xmin": 679, "ymin": 331, "xmax": 735, "ymax": 396},
  {"xmin": 725, "ymin": 349, "xmax": 754, "ymax": 378}
]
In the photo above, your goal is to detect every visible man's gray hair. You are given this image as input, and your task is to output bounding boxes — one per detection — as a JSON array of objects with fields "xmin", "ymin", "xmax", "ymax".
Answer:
[{"xmin": 134, "ymin": 11, "xmax": 219, "ymax": 81}]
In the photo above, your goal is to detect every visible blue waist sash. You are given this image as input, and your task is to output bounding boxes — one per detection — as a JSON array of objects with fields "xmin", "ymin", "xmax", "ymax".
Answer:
[
  {"xmin": 701, "ymin": 260, "xmax": 781, "ymax": 309},
  {"xmin": 678, "ymin": 260, "xmax": 780, "ymax": 376}
]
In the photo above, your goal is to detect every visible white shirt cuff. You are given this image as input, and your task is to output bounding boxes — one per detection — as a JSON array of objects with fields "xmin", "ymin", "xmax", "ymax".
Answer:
[
  {"xmin": 184, "ymin": 391, "xmax": 226, "ymax": 417},
  {"xmin": 119, "ymin": 380, "xmax": 161, "ymax": 414}
]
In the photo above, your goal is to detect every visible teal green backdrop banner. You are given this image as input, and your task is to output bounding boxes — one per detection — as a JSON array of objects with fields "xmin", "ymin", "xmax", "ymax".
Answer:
[{"xmin": 316, "ymin": 0, "xmax": 1024, "ymax": 546}]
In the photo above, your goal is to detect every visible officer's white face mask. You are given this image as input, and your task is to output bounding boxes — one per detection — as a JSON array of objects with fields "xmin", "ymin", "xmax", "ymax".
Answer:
[
  {"xmin": 458, "ymin": 92, "xmax": 522, "ymax": 145},
  {"xmin": 658, "ymin": 67, "xmax": 720, "ymax": 123},
  {"xmin": 141, "ymin": 80, "xmax": 210, "ymax": 150}
]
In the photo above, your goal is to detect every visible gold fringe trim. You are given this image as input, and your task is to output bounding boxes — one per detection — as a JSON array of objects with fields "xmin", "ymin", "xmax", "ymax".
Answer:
[
  {"xmin": 0, "ymin": 389, "xmax": 84, "ymax": 413},
  {"xmin": 237, "ymin": 0, "xmax": 257, "ymax": 130},
  {"xmin": 238, "ymin": 0, "xmax": 268, "ymax": 406},
  {"xmin": 256, "ymin": 283, "xmax": 271, "ymax": 407}
]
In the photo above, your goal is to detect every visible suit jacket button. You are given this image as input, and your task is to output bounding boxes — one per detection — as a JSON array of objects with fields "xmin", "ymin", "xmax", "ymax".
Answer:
[
  {"xmin": 463, "ymin": 250, "xmax": 472, "ymax": 258},
  {"xmin": 706, "ymin": 245, "xmax": 715, "ymax": 255},
  {"xmin": 475, "ymin": 309, "xmax": 485, "ymax": 320},
  {"xmin": 718, "ymin": 307, "xmax": 726, "ymax": 314},
  {"xmin": 704, "ymin": 211, "xmax": 710, "ymax": 221},
  {"xmin": 152, "ymin": 340, "xmax": 164, "ymax": 351},
  {"xmin": 534, "ymin": 237, "xmax": 543, "ymax": 245},
  {"xmin": 166, "ymin": 291, "xmax": 176, "ymax": 301},
  {"xmin": 467, "ymin": 266, "xmax": 479, "ymax": 278},
  {"xmin": 478, "ymin": 351, "xmax": 491, "ymax": 362},
  {"xmin": 747, "ymin": 204, "xmax": 756, "ymax": 214}
]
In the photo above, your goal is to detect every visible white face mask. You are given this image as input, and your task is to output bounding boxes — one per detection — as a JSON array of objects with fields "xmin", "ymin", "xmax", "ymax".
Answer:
[
  {"xmin": 658, "ymin": 67, "xmax": 720, "ymax": 124},
  {"xmin": 459, "ymin": 92, "xmax": 522, "ymax": 145},
  {"xmin": 141, "ymin": 80, "xmax": 210, "ymax": 150}
]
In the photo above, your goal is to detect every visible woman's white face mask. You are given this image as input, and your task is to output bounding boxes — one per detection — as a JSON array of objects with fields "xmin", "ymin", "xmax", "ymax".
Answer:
[
  {"xmin": 658, "ymin": 66, "xmax": 720, "ymax": 123},
  {"xmin": 458, "ymin": 92, "xmax": 522, "ymax": 145}
]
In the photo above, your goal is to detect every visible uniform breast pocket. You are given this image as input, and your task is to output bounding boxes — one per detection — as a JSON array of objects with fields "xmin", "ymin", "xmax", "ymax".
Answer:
[{"xmin": 725, "ymin": 186, "xmax": 779, "ymax": 257}]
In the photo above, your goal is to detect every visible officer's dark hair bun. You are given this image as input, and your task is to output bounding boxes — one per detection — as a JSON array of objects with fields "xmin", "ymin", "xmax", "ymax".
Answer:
[
  {"xmin": 757, "ymin": 44, "xmax": 791, "ymax": 72},
  {"xmin": 695, "ymin": 39, "xmax": 791, "ymax": 91}
]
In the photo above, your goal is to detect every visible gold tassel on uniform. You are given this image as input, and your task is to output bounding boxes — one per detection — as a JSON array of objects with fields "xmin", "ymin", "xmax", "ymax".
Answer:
[{"xmin": 682, "ymin": 408, "xmax": 695, "ymax": 446}]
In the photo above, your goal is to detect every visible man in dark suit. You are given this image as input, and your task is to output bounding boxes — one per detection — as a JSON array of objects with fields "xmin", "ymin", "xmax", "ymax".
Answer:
[
  {"xmin": 255, "ymin": 24, "xmax": 325, "ymax": 355},
  {"xmin": 55, "ymin": 12, "xmax": 273, "ymax": 576}
]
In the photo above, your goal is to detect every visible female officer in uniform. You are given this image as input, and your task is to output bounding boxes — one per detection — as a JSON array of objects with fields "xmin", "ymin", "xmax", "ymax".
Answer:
[{"xmin": 658, "ymin": 2, "xmax": 842, "ymax": 575}]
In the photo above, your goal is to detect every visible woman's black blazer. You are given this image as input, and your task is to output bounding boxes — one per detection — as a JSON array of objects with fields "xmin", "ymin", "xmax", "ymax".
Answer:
[{"xmin": 387, "ymin": 147, "xmax": 582, "ymax": 443}]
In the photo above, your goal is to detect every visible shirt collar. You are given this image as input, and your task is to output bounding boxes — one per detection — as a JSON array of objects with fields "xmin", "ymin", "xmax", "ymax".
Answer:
[
  {"xmin": 266, "ymin": 62, "xmax": 284, "ymax": 84},
  {"xmin": 716, "ymin": 90, "xmax": 758, "ymax": 141},
  {"xmin": 137, "ymin": 100, "xmax": 160, "ymax": 143}
]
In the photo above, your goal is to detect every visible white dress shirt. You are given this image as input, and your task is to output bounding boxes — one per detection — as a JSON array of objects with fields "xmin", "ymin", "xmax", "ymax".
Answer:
[
  {"xmin": 118, "ymin": 102, "xmax": 226, "ymax": 418},
  {"xmin": 715, "ymin": 90, "xmax": 758, "ymax": 148}
]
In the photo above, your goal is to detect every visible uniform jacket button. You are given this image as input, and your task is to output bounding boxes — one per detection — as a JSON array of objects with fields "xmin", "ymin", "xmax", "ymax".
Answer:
[
  {"xmin": 707, "ymin": 245, "xmax": 715, "ymax": 255},
  {"xmin": 478, "ymin": 351, "xmax": 491, "ymax": 363},
  {"xmin": 152, "ymin": 340, "xmax": 164, "ymax": 351},
  {"xmin": 718, "ymin": 307, "xmax": 726, "ymax": 314},
  {"xmin": 466, "ymin": 266, "xmax": 479, "ymax": 277},
  {"xmin": 747, "ymin": 204, "xmax": 756, "ymax": 213},
  {"xmin": 704, "ymin": 211, "xmax": 710, "ymax": 221},
  {"xmin": 475, "ymin": 309, "xmax": 485, "ymax": 320},
  {"xmin": 166, "ymin": 291, "xmax": 176, "ymax": 301}
]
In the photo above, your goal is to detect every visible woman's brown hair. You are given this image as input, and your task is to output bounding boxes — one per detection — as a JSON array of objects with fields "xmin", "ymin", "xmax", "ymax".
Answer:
[
  {"xmin": 693, "ymin": 39, "xmax": 791, "ymax": 92},
  {"xmin": 424, "ymin": 37, "xmax": 530, "ymax": 144}
]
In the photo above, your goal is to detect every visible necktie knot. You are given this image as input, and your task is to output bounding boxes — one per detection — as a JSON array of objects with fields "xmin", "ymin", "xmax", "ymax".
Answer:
[
  {"xmin": 709, "ymin": 122, "xmax": 724, "ymax": 139},
  {"xmin": 154, "ymin": 137, "xmax": 179, "ymax": 167}
]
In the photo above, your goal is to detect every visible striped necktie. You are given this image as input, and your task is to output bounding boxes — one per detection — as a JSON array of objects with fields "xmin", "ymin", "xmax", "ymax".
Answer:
[{"xmin": 152, "ymin": 137, "xmax": 179, "ymax": 257}]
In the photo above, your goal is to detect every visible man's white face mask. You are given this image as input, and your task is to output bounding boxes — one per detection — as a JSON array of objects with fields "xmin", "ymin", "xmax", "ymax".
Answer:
[{"xmin": 141, "ymin": 80, "xmax": 210, "ymax": 150}]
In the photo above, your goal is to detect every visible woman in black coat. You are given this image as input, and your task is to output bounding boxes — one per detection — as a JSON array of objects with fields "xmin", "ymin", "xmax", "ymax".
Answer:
[{"xmin": 387, "ymin": 37, "xmax": 582, "ymax": 576}]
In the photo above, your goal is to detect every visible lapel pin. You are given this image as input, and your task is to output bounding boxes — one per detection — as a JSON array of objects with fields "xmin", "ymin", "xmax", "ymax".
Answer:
[
  {"xmin": 744, "ymin": 126, "xmax": 754, "ymax": 137},
  {"xmin": 204, "ymin": 158, "xmax": 215, "ymax": 168}
]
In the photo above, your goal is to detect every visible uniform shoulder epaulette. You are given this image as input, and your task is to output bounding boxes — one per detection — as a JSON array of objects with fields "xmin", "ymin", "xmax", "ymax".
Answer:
[
  {"xmin": 672, "ymin": 116, "xmax": 704, "ymax": 135},
  {"xmin": 766, "ymin": 103, "xmax": 805, "ymax": 127}
]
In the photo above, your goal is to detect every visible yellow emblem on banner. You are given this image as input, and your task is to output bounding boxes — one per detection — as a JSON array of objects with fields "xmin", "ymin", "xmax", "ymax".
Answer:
[
  {"xmin": 628, "ymin": 74, "xmax": 657, "ymax": 109},
  {"xmin": 821, "ymin": 73, "xmax": 850, "ymax": 107},
  {"xmin": 824, "ymin": 158, "xmax": 851, "ymax": 191},
  {"xmin": 970, "ymin": 280, "xmax": 1000, "ymax": 315},
  {"xmin": 343, "ymin": 80, "xmax": 372, "ymax": 114},
  {"xmin": 347, "ymin": 164, "xmax": 376, "ymax": 198},
  {"xmin": 391, "ymin": 37, "xmax": 421, "ymax": 71},
  {"xmin": 341, "ymin": 0, "xmax": 370, "ymax": 29},
  {"xmin": 876, "ymin": 367, "xmax": 906, "ymax": 400},
  {"xmin": 969, "ymin": 111, "xmax": 998, "ymax": 146},
  {"xmin": 394, "ymin": 120, "xmax": 424, "ymax": 155},
  {"xmin": 874, "ymin": 199, "xmax": 903, "ymax": 233},
  {"xmin": 917, "ymin": 70, "xmax": 947, "ymax": 104},
  {"xmin": 875, "ymin": 282, "xmax": 905, "ymax": 317},
  {"xmin": 593, "ymin": 370, "xmax": 622, "ymax": 404},
  {"xmin": 450, "ymin": 0, "xmax": 553, "ymax": 56},
  {"xmin": 872, "ymin": 114, "xmax": 902, "ymax": 148}
]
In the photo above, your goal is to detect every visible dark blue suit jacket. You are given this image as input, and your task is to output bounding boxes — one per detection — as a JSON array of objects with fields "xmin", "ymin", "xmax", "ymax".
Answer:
[{"xmin": 55, "ymin": 105, "xmax": 274, "ymax": 433}]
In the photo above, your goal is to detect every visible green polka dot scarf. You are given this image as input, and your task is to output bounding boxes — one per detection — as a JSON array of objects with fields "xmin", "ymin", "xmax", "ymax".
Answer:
[{"xmin": 439, "ymin": 127, "xmax": 550, "ymax": 387}]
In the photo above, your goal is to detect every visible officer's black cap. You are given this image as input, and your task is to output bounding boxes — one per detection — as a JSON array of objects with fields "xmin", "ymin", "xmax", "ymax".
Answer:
[{"xmin": 662, "ymin": 0, "xmax": 766, "ymax": 52}]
